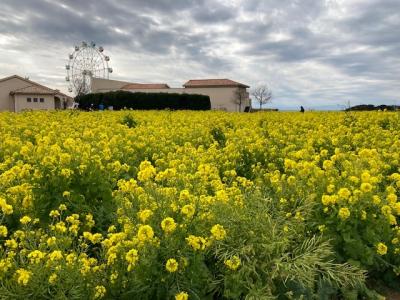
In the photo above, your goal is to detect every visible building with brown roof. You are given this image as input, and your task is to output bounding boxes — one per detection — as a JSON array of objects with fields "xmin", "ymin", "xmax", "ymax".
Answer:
[
  {"xmin": 0, "ymin": 75, "xmax": 73, "ymax": 112},
  {"xmin": 183, "ymin": 79, "xmax": 250, "ymax": 88},
  {"xmin": 91, "ymin": 77, "xmax": 250, "ymax": 112},
  {"xmin": 121, "ymin": 83, "xmax": 170, "ymax": 89}
]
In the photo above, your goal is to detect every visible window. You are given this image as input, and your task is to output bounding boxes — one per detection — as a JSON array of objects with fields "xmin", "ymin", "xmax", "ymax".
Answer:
[
  {"xmin": 40, "ymin": 98, "xmax": 44, "ymax": 103},
  {"xmin": 33, "ymin": 98, "xmax": 38, "ymax": 102},
  {"xmin": 27, "ymin": 97, "xmax": 32, "ymax": 102}
]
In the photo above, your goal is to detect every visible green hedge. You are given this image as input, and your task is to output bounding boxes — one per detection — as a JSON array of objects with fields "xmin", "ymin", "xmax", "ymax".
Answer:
[
  {"xmin": 75, "ymin": 91, "xmax": 211, "ymax": 110},
  {"xmin": 346, "ymin": 104, "xmax": 400, "ymax": 111}
]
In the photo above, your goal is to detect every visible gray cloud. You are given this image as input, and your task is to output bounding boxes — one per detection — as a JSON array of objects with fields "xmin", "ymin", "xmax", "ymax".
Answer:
[
  {"xmin": 0, "ymin": 0, "xmax": 399, "ymax": 109},
  {"xmin": 192, "ymin": 1, "xmax": 236, "ymax": 23}
]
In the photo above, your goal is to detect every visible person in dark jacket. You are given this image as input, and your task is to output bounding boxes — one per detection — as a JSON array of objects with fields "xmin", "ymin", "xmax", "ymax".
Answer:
[{"xmin": 300, "ymin": 106, "xmax": 305, "ymax": 113}]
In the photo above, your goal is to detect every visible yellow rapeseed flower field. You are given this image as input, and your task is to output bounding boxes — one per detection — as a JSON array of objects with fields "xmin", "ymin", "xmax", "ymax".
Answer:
[{"xmin": 0, "ymin": 110, "xmax": 399, "ymax": 299}]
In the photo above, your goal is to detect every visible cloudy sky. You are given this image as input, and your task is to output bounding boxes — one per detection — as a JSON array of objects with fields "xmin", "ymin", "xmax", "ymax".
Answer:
[{"xmin": 1, "ymin": 0, "xmax": 399, "ymax": 109}]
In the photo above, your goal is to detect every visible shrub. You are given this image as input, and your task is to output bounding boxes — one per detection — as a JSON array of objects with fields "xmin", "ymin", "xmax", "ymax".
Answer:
[
  {"xmin": 210, "ymin": 127, "xmax": 226, "ymax": 148},
  {"xmin": 121, "ymin": 114, "xmax": 138, "ymax": 128},
  {"xmin": 75, "ymin": 91, "xmax": 211, "ymax": 111}
]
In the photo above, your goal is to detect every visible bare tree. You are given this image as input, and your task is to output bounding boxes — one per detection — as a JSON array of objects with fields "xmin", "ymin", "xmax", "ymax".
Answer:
[
  {"xmin": 73, "ymin": 75, "xmax": 91, "ymax": 96},
  {"xmin": 252, "ymin": 85, "xmax": 272, "ymax": 110},
  {"xmin": 232, "ymin": 88, "xmax": 247, "ymax": 112}
]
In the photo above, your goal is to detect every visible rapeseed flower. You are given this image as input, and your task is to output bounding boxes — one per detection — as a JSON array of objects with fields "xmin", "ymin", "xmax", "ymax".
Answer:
[
  {"xmin": 47, "ymin": 237, "xmax": 57, "ymax": 247},
  {"xmin": 0, "ymin": 225, "xmax": 7, "ymax": 237},
  {"xmin": 387, "ymin": 193, "xmax": 397, "ymax": 203},
  {"xmin": 28, "ymin": 250, "xmax": 45, "ymax": 264},
  {"xmin": 137, "ymin": 161, "xmax": 156, "ymax": 181},
  {"xmin": 15, "ymin": 268, "xmax": 32, "ymax": 285},
  {"xmin": 181, "ymin": 204, "xmax": 195, "ymax": 218},
  {"xmin": 166, "ymin": 258, "xmax": 178, "ymax": 273},
  {"xmin": 210, "ymin": 224, "xmax": 226, "ymax": 240},
  {"xmin": 94, "ymin": 285, "xmax": 106, "ymax": 299},
  {"xmin": 161, "ymin": 217, "xmax": 177, "ymax": 234},
  {"xmin": 338, "ymin": 188, "xmax": 351, "ymax": 199},
  {"xmin": 48, "ymin": 273, "xmax": 58, "ymax": 284},
  {"xmin": 186, "ymin": 235, "xmax": 207, "ymax": 251},
  {"xmin": 49, "ymin": 250, "xmax": 63, "ymax": 261},
  {"xmin": 0, "ymin": 197, "xmax": 13, "ymax": 215},
  {"xmin": 373, "ymin": 195, "xmax": 381, "ymax": 205},
  {"xmin": 376, "ymin": 243, "xmax": 388, "ymax": 255},
  {"xmin": 126, "ymin": 249, "xmax": 139, "ymax": 271},
  {"xmin": 175, "ymin": 291, "xmax": 189, "ymax": 300},
  {"xmin": 49, "ymin": 210, "xmax": 60, "ymax": 218},
  {"xmin": 55, "ymin": 221, "xmax": 67, "ymax": 233},
  {"xmin": 137, "ymin": 225, "xmax": 154, "ymax": 242},
  {"xmin": 5, "ymin": 239, "xmax": 18, "ymax": 249},
  {"xmin": 224, "ymin": 255, "xmax": 241, "ymax": 270},
  {"xmin": 85, "ymin": 214, "xmax": 95, "ymax": 228},
  {"xmin": 327, "ymin": 184, "xmax": 335, "ymax": 193},
  {"xmin": 138, "ymin": 209, "xmax": 153, "ymax": 223},
  {"xmin": 338, "ymin": 207, "xmax": 350, "ymax": 220},
  {"xmin": 360, "ymin": 183, "xmax": 373, "ymax": 193},
  {"xmin": 20, "ymin": 216, "xmax": 32, "ymax": 225}
]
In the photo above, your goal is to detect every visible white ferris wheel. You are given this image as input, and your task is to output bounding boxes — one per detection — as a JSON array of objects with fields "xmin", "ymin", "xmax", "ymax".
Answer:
[{"xmin": 65, "ymin": 41, "xmax": 112, "ymax": 95}]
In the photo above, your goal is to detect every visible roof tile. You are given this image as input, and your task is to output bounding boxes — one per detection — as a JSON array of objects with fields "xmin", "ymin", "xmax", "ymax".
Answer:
[
  {"xmin": 11, "ymin": 85, "xmax": 56, "ymax": 95},
  {"xmin": 121, "ymin": 83, "xmax": 170, "ymax": 89},
  {"xmin": 183, "ymin": 79, "xmax": 249, "ymax": 88}
]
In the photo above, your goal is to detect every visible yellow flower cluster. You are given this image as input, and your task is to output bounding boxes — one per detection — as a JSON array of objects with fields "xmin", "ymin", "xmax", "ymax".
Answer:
[
  {"xmin": 125, "ymin": 249, "xmax": 139, "ymax": 271},
  {"xmin": 338, "ymin": 207, "xmax": 351, "ymax": 220},
  {"xmin": 165, "ymin": 258, "xmax": 179, "ymax": 273},
  {"xmin": 0, "ymin": 225, "xmax": 7, "ymax": 237},
  {"xmin": 48, "ymin": 273, "xmax": 58, "ymax": 284},
  {"xmin": 210, "ymin": 224, "xmax": 226, "ymax": 240},
  {"xmin": 0, "ymin": 110, "xmax": 399, "ymax": 298},
  {"xmin": 224, "ymin": 255, "xmax": 241, "ymax": 271},
  {"xmin": 161, "ymin": 217, "xmax": 177, "ymax": 234},
  {"xmin": 137, "ymin": 225, "xmax": 154, "ymax": 242},
  {"xmin": 27, "ymin": 250, "xmax": 45, "ymax": 264},
  {"xmin": 0, "ymin": 197, "xmax": 13, "ymax": 215},
  {"xmin": 94, "ymin": 285, "xmax": 106, "ymax": 299},
  {"xmin": 15, "ymin": 268, "xmax": 32, "ymax": 286},
  {"xmin": 376, "ymin": 242, "xmax": 388, "ymax": 255},
  {"xmin": 175, "ymin": 291, "xmax": 189, "ymax": 300},
  {"xmin": 20, "ymin": 216, "xmax": 32, "ymax": 225},
  {"xmin": 186, "ymin": 235, "xmax": 208, "ymax": 251}
]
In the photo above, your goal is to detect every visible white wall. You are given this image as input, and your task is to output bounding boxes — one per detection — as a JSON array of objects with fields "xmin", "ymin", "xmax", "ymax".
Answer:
[
  {"xmin": 14, "ymin": 94, "xmax": 55, "ymax": 112},
  {"xmin": 0, "ymin": 77, "xmax": 32, "ymax": 111},
  {"xmin": 91, "ymin": 77, "xmax": 133, "ymax": 92}
]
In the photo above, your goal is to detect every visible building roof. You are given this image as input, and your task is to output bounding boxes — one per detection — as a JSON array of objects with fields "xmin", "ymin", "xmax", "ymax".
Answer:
[
  {"xmin": 183, "ymin": 79, "xmax": 250, "ymax": 88},
  {"xmin": 2, "ymin": 75, "xmax": 54, "ymax": 91},
  {"xmin": 0, "ymin": 74, "xmax": 24, "ymax": 84},
  {"xmin": 54, "ymin": 90, "xmax": 73, "ymax": 99},
  {"xmin": 121, "ymin": 83, "xmax": 170, "ymax": 89},
  {"xmin": 11, "ymin": 85, "xmax": 56, "ymax": 95},
  {"xmin": 2, "ymin": 75, "xmax": 72, "ymax": 98}
]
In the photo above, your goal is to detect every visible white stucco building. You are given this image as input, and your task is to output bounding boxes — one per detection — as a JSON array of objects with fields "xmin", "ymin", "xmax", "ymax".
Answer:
[
  {"xmin": 91, "ymin": 77, "xmax": 250, "ymax": 112},
  {"xmin": 0, "ymin": 75, "xmax": 73, "ymax": 112}
]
